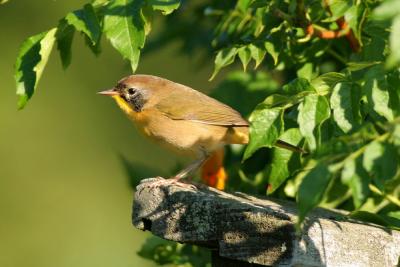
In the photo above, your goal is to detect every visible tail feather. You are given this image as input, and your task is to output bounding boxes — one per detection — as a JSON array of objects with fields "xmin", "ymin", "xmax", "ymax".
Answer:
[{"xmin": 201, "ymin": 148, "xmax": 227, "ymax": 190}]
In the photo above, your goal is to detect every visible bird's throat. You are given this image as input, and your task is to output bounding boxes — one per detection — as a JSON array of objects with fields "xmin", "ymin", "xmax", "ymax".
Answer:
[{"xmin": 112, "ymin": 95, "xmax": 135, "ymax": 116}]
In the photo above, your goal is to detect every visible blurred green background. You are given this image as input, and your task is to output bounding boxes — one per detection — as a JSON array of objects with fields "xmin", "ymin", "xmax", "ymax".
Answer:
[{"xmin": 0, "ymin": 1, "xmax": 218, "ymax": 266}]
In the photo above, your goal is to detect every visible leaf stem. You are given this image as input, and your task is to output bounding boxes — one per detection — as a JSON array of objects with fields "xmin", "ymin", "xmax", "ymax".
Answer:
[
  {"xmin": 369, "ymin": 184, "xmax": 400, "ymax": 208},
  {"xmin": 327, "ymin": 48, "xmax": 347, "ymax": 65}
]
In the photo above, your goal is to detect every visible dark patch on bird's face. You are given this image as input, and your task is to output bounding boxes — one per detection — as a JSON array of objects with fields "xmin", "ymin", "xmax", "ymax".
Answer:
[{"xmin": 116, "ymin": 83, "xmax": 146, "ymax": 112}]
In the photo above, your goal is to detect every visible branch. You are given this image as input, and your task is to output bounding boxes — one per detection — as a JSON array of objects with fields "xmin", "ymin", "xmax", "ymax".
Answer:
[{"xmin": 133, "ymin": 177, "xmax": 400, "ymax": 266}]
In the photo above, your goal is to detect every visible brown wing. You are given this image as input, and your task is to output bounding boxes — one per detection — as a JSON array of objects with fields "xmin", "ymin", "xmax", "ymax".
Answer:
[{"xmin": 155, "ymin": 88, "xmax": 248, "ymax": 126}]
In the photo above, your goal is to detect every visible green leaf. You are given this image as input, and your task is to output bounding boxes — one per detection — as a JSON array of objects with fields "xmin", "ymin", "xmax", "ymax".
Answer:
[
  {"xmin": 373, "ymin": 0, "xmax": 400, "ymax": 20},
  {"xmin": 250, "ymin": 0, "xmax": 268, "ymax": 8},
  {"xmin": 15, "ymin": 28, "xmax": 57, "ymax": 109},
  {"xmin": 249, "ymin": 43, "xmax": 266, "ymax": 69},
  {"xmin": 104, "ymin": 0, "xmax": 146, "ymax": 72},
  {"xmin": 237, "ymin": 0, "xmax": 251, "ymax": 11},
  {"xmin": 137, "ymin": 236, "xmax": 180, "ymax": 265},
  {"xmin": 387, "ymin": 16, "xmax": 400, "ymax": 68},
  {"xmin": 344, "ymin": 5, "xmax": 363, "ymax": 44},
  {"xmin": 346, "ymin": 61, "xmax": 380, "ymax": 72},
  {"xmin": 148, "ymin": 0, "xmax": 180, "ymax": 15},
  {"xmin": 92, "ymin": 0, "xmax": 109, "ymax": 6},
  {"xmin": 382, "ymin": 212, "xmax": 400, "ymax": 229},
  {"xmin": 210, "ymin": 47, "xmax": 237, "ymax": 80},
  {"xmin": 387, "ymin": 211, "xmax": 400, "ymax": 220},
  {"xmin": 267, "ymin": 128, "xmax": 302, "ymax": 194},
  {"xmin": 363, "ymin": 141, "xmax": 398, "ymax": 190},
  {"xmin": 341, "ymin": 157, "xmax": 370, "ymax": 208},
  {"xmin": 326, "ymin": 0, "xmax": 351, "ymax": 22},
  {"xmin": 243, "ymin": 106, "xmax": 283, "ymax": 161},
  {"xmin": 330, "ymin": 82, "xmax": 361, "ymax": 133},
  {"xmin": 0, "ymin": 0, "xmax": 9, "ymax": 4},
  {"xmin": 262, "ymin": 94, "xmax": 293, "ymax": 109},
  {"xmin": 283, "ymin": 78, "xmax": 315, "ymax": 95},
  {"xmin": 238, "ymin": 46, "xmax": 251, "ymax": 71},
  {"xmin": 310, "ymin": 72, "xmax": 346, "ymax": 94},
  {"xmin": 298, "ymin": 95, "xmax": 331, "ymax": 150},
  {"xmin": 65, "ymin": 4, "xmax": 101, "ymax": 45},
  {"xmin": 210, "ymin": 71, "xmax": 278, "ymax": 117},
  {"xmin": 393, "ymin": 124, "xmax": 400, "ymax": 146},
  {"xmin": 264, "ymin": 41, "xmax": 279, "ymax": 65},
  {"xmin": 56, "ymin": 19, "xmax": 75, "ymax": 69},
  {"xmin": 349, "ymin": 211, "xmax": 400, "ymax": 230},
  {"xmin": 297, "ymin": 63, "xmax": 314, "ymax": 80},
  {"xmin": 138, "ymin": 236, "xmax": 211, "ymax": 266},
  {"xmin": 364, "ymin": 66, "xmax": 395, "ymax": 121},
  {"xmin": 297, "ymin": 162, "xmax": 332, "ymax": 223}
]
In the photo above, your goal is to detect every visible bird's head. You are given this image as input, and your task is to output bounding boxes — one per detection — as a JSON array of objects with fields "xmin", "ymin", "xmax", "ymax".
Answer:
[{"xmin": 98, "ymin": 74, "xmax": 168, "ymax": 114}]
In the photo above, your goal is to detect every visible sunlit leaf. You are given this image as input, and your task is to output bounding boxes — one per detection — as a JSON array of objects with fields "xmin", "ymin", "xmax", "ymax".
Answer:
[
  {"xmin": 297, "ymin": 63, "xmax": 314, "ymax": 80},
  {"xmin": 238, "ymin": 46, "xmax": 251, "ymax": 71},
  {"xmin": 243, "ymin": 106, "xmax": 283, "ymax": 161},
  {"xmin": 298, "ymin": 95, "xmax": 331, "ymax": 150},
  {"xmin": 387, "ymin": 16, "xmax": 400, "ymax": 68},
  {"xmin": 346, "ymin": 61, "xmax": 380, "ymax": 72},
  {"xmin": 267, "ymin": 128, "xmax": 302, "ymax": 194},
  {"xmin": 149, "ymin": 0, "xmax": 180, "ymax": 15},
  {"xmin": 15, "ymin": 28, "xmax": 57, "ymax": 109},
  {"xmin": 92, "ymin": 0, "xmax": 109, "ymax": 6},
  {"xmin": 249, "ymin": 43, "xmax": 266, "ymax": 69},
  {"xmin": 326, "ymin": 0, "xmax": 351, "ymax": 22},
  {"xmin": 364, "ymin": 65, "xmax": 395, "ymax": 121},
  {"xmin": 387, "ymin": 211, "xmax": 400, "ymax": 220},
  {"xmin": 283, "ymin": 78, "xmax": 315, "ymax": 95},
  {"xmin": 372, "ymin": 0, "xmax": 400, "ymax": 20},
  {"xmin": 236, "ymin": 0, "xmax": 251, "ymax": 11},
  {"xmin": 104, "ymin": 0, "xmax": 146, "ymax": 72},
  {"xmin": 341, "ymin": 157, "xmax": 370, "ymax": 208},
  {"xmin": 264, "ymin": 41, "xmax": 279, "ymax": 65},
  {"xmin": 65, "ymin": 4, "xmax": 101, "ymax": 45},
  {"xmin": 210, "ymin": 47, "xmax": 238, "ymax": 80},
  {"xmin": 330, "ymin": 82, "xmax": 361, "ymax": 133},
  {"xmin": 363, "ymin": 141, "xmax": 398, "ymax": 190},
  {"xmin": 345, "ymin": 5, "xmax": 363, "ymax": 44},
  {"xmin": 310, "ymin": 72, "xmax": 346, "ymax": 94},
  {"xmin": 393, "ymin": 124, "xmax": 400, "ymax": 146}
]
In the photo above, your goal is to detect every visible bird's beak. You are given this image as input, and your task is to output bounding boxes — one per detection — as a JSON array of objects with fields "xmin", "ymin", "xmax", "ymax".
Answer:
[{"xmin": 97, "ymin": 88, "xmax": 119, "ymax": 96}]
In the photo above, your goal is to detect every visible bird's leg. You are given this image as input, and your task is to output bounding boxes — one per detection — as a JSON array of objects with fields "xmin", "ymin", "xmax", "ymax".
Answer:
[
  {"xmin": 139, "ymin": 156, "xmax": 209, "ymax": 191},
  {"xmin": 172, "ymin": 156, "xmax": 209, "ymax": 181}
]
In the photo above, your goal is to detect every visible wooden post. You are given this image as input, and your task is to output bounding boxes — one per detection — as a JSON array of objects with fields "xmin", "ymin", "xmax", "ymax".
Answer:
[{"xmin": 132, "ymin": 177, "xmax": 400, "ymax": 266}]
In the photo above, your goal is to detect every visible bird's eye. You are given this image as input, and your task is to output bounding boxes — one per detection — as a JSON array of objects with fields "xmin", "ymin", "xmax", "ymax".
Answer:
[{"xmin": 128, "ymin": 88, "xmax": 136, "ymax": 95}]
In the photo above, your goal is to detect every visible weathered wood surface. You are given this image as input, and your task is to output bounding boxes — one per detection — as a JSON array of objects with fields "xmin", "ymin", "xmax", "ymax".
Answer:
[{"xmin": 133, "ymin": 177, "xmax": 400, "ymax": 266}]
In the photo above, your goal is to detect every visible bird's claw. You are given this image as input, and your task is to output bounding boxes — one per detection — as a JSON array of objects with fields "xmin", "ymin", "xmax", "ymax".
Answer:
[{"xmin": 137, "ymin": 177, "xmax": 197, "ymax": 194}]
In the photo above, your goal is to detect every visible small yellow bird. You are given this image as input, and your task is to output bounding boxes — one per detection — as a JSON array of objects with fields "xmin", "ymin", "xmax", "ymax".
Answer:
[{"xmin": 99, "ymin": 74, "xmax": 303, "ymax": 187}]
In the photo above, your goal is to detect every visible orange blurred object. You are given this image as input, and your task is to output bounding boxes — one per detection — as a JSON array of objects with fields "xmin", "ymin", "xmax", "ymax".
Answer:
[{"xmin": 201, "ymin": 148, "xmax": 227, "ymax": 190}]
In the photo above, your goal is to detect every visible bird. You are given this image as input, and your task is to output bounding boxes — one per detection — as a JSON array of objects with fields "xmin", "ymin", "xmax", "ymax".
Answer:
[{"xmin": 99, "ymin": 74, "xmax": 305, "ymax": 188}]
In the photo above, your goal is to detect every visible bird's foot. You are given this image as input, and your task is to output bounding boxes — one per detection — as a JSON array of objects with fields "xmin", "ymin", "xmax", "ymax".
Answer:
[{"xmin": 138, "ymin": 176, "xmax": 197, "ymax": 192}]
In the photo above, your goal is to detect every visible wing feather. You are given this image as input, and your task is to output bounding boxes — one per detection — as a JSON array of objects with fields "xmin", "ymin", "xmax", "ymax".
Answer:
[{"xmin": 155, "ymin": 88, "xmax": 248, "ymax": 126}]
